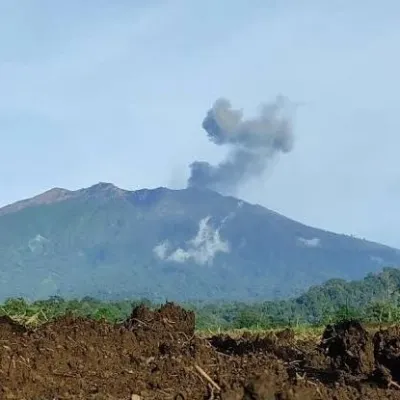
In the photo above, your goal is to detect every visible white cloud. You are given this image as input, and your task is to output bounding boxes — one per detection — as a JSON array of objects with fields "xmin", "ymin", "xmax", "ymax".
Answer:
[
  {"xmin": 369, "ymin": 255, "xmax": 384, "ymax": 264},
  {"xmin": 28, "ymin": 234, "xmax": 50, "ymax": 253},
  {"xmin": 152, "ymin": 241, "xmax": 170, "ymax": 259},
  {"xmin": 297, "ymin": 237, "xmax": 321, "ymax": 248},
  {"xmin": 153, "ymin": 216, "xmax": 230, "ymax": 265}
]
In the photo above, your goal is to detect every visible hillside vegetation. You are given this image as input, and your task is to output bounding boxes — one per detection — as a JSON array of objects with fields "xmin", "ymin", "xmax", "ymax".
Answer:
[
  {"xmin": 1, "ymin": 183, "xmax": 400, "ymax": 302},
  {"xmin": 2, "ymin": 267, "xmax": 400, "ymax": 330}
]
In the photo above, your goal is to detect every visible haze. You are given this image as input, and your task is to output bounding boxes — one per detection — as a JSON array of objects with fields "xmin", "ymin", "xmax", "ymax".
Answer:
[{"xmin": 1, "ymin": 1, "xmax": 399, "ymax": 248}]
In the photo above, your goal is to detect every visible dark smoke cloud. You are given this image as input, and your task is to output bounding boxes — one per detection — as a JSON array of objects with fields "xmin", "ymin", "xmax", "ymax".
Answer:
[{"xmin": 187, "ymin": 95, "xmax": 297, "ymax": 194}]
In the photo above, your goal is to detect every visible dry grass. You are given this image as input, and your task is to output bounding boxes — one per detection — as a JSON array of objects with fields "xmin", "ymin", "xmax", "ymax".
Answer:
[
  {"xmin": 0, "ymin": 310, "xmax": 50, "ymax": 327},
  {"xmin": 199, "ymin": 325, "xmax": 324, "ymax": 342}
]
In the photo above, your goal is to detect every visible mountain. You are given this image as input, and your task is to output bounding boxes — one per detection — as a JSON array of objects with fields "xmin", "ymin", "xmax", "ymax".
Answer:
[{"xmin": 0, "ymin": 182, "xmax": 399, "ymax": 302}]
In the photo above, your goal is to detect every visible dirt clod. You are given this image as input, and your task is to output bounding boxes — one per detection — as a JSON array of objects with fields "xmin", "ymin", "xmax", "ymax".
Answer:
[
  {"xmin": 374, "ymin": 326, "xmax": 400, "ymax": 383},
  {"xmin": 320, "ymin": 320, "xmax": 374, "ymax": 375},
  {"xmin": 124, "ymin": 302, "xmax": 195, "ymax": 337}
]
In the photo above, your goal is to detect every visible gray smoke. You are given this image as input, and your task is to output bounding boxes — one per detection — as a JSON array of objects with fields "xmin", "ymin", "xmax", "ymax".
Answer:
[{"xmin": 187, "ymin": 95, "xmax": 297, "ymax": 194}]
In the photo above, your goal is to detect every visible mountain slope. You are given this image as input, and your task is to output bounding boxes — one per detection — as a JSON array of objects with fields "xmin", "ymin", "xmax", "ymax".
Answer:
[{"xmin": 0, "ymin": 182, "xmax": 399, "ymax": 301}]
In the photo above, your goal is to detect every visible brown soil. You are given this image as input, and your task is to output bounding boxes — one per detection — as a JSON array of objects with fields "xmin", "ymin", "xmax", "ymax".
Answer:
[
  {"xmin": 2, "ymin": 304, "xmax": 400, "ymax": 399},
  {"xmin": 320, "ymin": 320, "xmax": 375, "ymax": 375},
  {"xmin": 374, "ymin": 326, "xmax": 400, "ymax": 383}
]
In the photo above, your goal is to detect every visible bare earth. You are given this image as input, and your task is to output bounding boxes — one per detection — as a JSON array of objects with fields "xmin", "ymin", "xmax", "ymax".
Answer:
[{"xmin": 1, "ymin": 303, "xmax": 400, "ymax": 399}]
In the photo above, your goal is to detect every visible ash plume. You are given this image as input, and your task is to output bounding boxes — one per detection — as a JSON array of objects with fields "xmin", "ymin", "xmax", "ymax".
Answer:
[{"xmin": 187, "ymin": 95, "xmax": 297, "ymax": 194}]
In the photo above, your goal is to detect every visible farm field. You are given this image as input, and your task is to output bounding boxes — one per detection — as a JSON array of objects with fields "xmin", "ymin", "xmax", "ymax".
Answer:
[{"xmin": 1, "ymin": 302, "xmax": 400, "ymax": 399}]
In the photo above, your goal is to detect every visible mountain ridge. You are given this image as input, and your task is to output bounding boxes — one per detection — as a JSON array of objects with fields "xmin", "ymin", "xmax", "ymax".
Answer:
[
  {"xmin": 1, "ymin": 182, "xmax": 396, "ymax": 251},
  {"xmin": 0, "ymin": 182, "xmax": 399, "ymax": 302}
]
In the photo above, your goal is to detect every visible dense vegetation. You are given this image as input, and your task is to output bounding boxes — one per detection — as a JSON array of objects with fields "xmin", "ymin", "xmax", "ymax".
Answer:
[
  {"xmin": 1, "ymin": 183, "xmax": 400, "ymax": 302},
  {"xmin": 2, "ymin": 267, "xmax": 400, "ymax": 330}
]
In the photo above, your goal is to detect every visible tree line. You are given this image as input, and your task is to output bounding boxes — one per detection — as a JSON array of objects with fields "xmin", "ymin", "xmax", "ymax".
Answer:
[{"xmin": 1, "ymin": 267, "xmax": 400, "ymax": 329}]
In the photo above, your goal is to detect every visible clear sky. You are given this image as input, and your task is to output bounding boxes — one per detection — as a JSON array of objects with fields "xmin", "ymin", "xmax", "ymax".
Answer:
[{"xmin": 1, "ymin": 1, "xmax": 400, "ymax": 247}]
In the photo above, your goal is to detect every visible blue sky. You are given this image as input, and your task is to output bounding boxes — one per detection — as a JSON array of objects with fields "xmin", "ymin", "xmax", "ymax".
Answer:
[{"xmin": 1, "ymin": 1, "xmax": 400, "ymax": 247}]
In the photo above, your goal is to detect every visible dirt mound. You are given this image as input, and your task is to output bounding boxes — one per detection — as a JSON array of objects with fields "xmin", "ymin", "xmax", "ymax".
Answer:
[
  {"xmin": 0, "ymin": 309, "xmax": 400, "ymax": 398},
  {"xmin": 123, "ymin": 302, "xmax": 195, "ymax": 337},
  {"xmin": 320, "ymin": 320, "xmax": 374, "ymax": 375},
  {"xmin": 122, "ymin": 302, "xmax": 199, "ymax": 359},
  {"xmin": 0, "ymin": 315, "xmax": 27, "ymax": 339},
  {"xmin": 209, "ymin": 332, "xmax": 303, "ymax": 362},
  {"xmin": 374, "ymin": 326, "xmax": 400, "ymax": 383},
  {"xmin": 209, "ymin": 334, "xmax": 276, "ymax": 356}
]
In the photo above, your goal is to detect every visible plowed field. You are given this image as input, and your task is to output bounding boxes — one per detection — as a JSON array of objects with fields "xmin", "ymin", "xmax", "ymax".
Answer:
[{"xmin": 1, "ymin": 303, "xmax": 400, "ymax": 399}]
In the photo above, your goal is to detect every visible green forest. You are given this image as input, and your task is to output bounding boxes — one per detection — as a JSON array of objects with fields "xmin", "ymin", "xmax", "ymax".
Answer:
[{"xmin": 2, "ymin": 267, "xmax": 400, "ymax": 330}]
